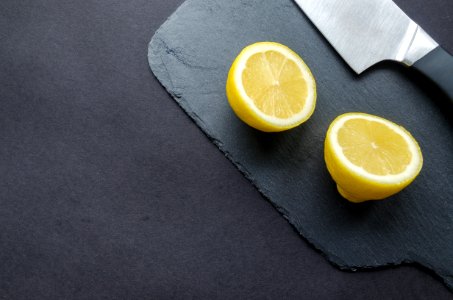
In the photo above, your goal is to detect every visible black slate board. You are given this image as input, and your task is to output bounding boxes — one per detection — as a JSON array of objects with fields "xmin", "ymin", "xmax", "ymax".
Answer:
[{"xmin": 148, "ymin": 0, "xmax": 453, "ymax": 290}]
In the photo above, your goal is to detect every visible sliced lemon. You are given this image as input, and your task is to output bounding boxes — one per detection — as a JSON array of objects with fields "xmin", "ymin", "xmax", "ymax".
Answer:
[
  {"xmin": 324, "ymin": 113, "xmax": 423, "ymax": 203},
  {"xmin": 226, "ymin": 42, "xmax": 316, "ymax": 132}
]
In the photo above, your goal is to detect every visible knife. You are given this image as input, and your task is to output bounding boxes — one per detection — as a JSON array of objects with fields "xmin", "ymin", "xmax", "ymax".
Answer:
[{"xmin": 294, "ymin": 0, "xmax": 453, "ymax": 101}]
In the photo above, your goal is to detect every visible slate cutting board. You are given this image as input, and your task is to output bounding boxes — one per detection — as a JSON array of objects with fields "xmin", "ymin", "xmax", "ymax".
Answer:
[{"xmin": 148, "ymin": 0, "xmax": 453, "ymax": 290}]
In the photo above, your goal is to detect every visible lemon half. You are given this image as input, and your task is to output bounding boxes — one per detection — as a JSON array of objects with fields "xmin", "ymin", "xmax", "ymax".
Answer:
[
  {"xmin": 226, "ymin": 42, "xmax": 316, "ymax": 132},
  {"xmin": 324, "ymin": 113, "xmax": 423, "ymax": 202}
]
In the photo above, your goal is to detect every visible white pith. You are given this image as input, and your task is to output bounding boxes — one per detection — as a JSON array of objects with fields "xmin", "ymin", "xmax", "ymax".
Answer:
[
  {"xmin": 328, "ymin": 114, "xmax": 422, "ymax": 184},
  {"xmin": 234, "ymin": 43, "xmax": 316, "ymax": 127}
]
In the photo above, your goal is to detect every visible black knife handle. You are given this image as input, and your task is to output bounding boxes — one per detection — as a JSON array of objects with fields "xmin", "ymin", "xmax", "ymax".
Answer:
[{"xmin": 412, "ymin": 46, "xmax": 453, "ymax": 102}]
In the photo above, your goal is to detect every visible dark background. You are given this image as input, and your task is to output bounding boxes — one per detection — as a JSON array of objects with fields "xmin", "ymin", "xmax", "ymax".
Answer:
[{"xmin": 0, "ymin": 0, "xmax": 452, "ymax": 299}]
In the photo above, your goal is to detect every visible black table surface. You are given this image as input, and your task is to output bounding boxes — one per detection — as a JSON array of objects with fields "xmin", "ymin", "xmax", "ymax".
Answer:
[{"xmin": 1, "ymin": 0, "xmax": 452, "ymax": 299}]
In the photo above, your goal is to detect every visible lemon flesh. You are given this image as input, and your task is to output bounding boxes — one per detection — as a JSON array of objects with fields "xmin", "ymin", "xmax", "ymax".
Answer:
[
  {"xmin": 226, "ymin": 42, "xmax": 316, "ymax": 132},
  {"xmin": 324, "ymin": 113, "xmax": 423, "ymax": 202}
]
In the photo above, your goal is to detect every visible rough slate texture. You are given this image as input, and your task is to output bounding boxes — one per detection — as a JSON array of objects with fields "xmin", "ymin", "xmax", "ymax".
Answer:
[{"xmin": 149, "ymin": 0, "xmax": 453, "ymax": 290}]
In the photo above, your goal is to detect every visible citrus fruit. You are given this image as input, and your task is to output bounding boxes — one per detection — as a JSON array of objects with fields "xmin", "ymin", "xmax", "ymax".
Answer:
[
  {"xmin": 324, "ymin": 113, "xmax": 423, "ymax": 203},
  {"xmin": 226, "ymin": 42, "xmax": 316, "ymax": 132}
]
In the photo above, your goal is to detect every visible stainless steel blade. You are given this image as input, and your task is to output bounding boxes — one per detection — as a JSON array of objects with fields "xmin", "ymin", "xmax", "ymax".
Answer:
[{"xmin": 294, "ymin": 0, "xmax": 438, "ymax": 73}]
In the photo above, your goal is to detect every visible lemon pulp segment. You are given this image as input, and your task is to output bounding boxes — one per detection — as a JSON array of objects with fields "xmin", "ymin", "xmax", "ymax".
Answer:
[
  {"xmin": 338, "ymin": 118, "xmax": 412, "ymax": 176},
  {"xmin": 242, "ymin": 51, "xmax": 308, "ymax": 119}
]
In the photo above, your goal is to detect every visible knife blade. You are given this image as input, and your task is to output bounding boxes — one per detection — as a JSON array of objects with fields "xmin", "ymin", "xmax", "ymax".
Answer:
[{"xmin": 294, "ymin": 0, "xmax": 453, "ymax": 100}]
